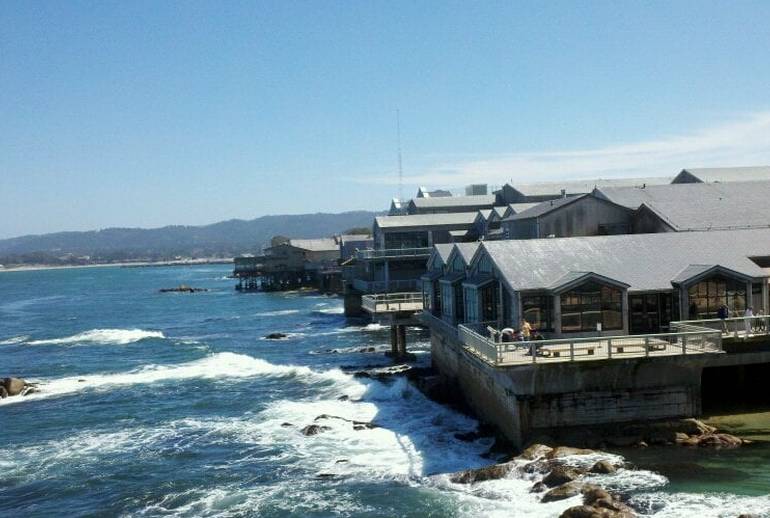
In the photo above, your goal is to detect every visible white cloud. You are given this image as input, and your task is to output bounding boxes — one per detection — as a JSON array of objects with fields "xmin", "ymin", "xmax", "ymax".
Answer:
[{"xmin": 378, "ymin": 111, "xmax": 770, "ymax": 187}]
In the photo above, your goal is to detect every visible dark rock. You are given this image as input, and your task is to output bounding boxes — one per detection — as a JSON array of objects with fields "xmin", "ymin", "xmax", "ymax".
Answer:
[
  {"xmin": 560, "ymin": 505, "xmax": 604, "ymax": 518},
  {"xmin": 265, "ymin": 332, "xmax": 288, "ymax": 340},
  {"xmin": 518, "ymin": 443, "xmax": 553, "ymax": 460},
  {"xmin": 281, "ymin": 422, "xmax": 293, "ymax": 428},
  {"xmin": 454, "ymin": 431, "xmax": 483, "ymax": 442},
  {"xmin": 301, "ymin": 424, "xmax": 331, "ymax": 436},
  {"xmin": 3, "ymin": 377, "xmax": 26, "ymax": 396},
  {"xmin": 696, "ymin": 433, "xmax": 744, "ymax": 448},
  {"xmin": 543, "ymin": 466, "xmax": 582, "ymax": 487},
  {"xmin": 542, "ymin": 482, "xmax": 599, "ymax": 503},
  {"xmin": 635, "ymin": 441, "xmax": 649, "ymax": 448},
  {"xmin": 583, "ymin": 488, "xmax": 613, "ymax": 505},
  {"xmin": 590, "ymin": 461, "xmax": 617, "ymax": 474},
  {"xmin": 0, "ymin": 386, "xmax": 7, "ymax": 398},
  {"xmin": 337, "ymin": 395, "xmax": 349, "ymax": 401},
  {"xmin": 335, "ymin": 459, "xmax": 349, "ymax": 464},
  {"xmin": 315, "ymin": 473, "xmax": 337, "ymax": 479},
  {"xmin": 530, "ymin": 481, "xmax": 548, "ymax": 493},
  {"xmin": 449, "ymin": 462, "xmax": 515, "ymax": 484}
]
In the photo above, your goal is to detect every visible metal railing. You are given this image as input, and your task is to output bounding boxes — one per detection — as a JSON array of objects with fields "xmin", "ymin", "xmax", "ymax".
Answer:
[
  {"xmin": 362, "ymin": 292, "xmax": 424, "ymax": 314},
  {"xmin": 671, "ymin": 316, "xmax": 770, "ymax": 338},
  {"xmin": 418, "ymin": 311, "xmax": 459, "ymax": 341},
  {"xmin": 355, "ymin": 248, "xmax": 433, "ymax": 260},
  {"xmin": 456, "ymin": 323, "xmax": 722, "ymax": 367},
  {"xmin": 352, "ymin": 278, "xmax": 420, "ymax": 294}
]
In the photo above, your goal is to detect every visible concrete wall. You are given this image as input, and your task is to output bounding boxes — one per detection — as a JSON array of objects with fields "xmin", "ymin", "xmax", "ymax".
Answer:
[{"xmin": 431, "ymin": 329, "xmax": 710, "ymax": 448}]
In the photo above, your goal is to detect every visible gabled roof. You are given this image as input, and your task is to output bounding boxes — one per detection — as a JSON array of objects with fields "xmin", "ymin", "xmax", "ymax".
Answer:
[
  {"xmin": 596, "ymin": 180, "xmax": 770, "ymax": 231},
  {"xmin": 672, "ymin": 166, "xmax": 770, "ymax": 184},
  {"xmin": 548, "ymin": 271, "xmax": 630, "ymax": 293},
  {"xmin": 455, "ymin": 242, "xmax": 480, "ymax": 265},
  {"xmin": 409, "ymin": 195, "xmax": 496, "ymax": 210},
  {"xmin": 507, "ymin": 194, "xmax": 590, "ymax": 221},
  {"xmin": 286, "ymin": 238, "xmax": 339, "ymax": 252},
  {"xmin": 670, "ymin": 264, "xmax": 756, "ymax": 285},
  {"xmin": 478, "ymin": 228, "xmax": 770, "ymax": 293},
  {"xmin": 492, "ymin": 206, "xmax": 507, "ymax": 219},
  {"xmin": 375, "ymin": 212, "xmax": 479, "ymax": 229},
  {"xmin": 433, "ymin": 243, "xmax": 454, "ymax": 264}
]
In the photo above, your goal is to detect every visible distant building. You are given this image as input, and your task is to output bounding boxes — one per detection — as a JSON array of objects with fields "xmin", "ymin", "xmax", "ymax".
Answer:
[
  {"xmin": 671, "ymin": 166, "xmax": 770, "ymax": 184},
  {"xmin": 417, "ymin": 187, "xmax": 453, "ymax": 198},
  {"xmin": 465, "ymin": 184, "xmax": 488, "ymax": 196},
  {"xmin": 406, "ymin": 195, "xmax": 497, "ymax": 215}
]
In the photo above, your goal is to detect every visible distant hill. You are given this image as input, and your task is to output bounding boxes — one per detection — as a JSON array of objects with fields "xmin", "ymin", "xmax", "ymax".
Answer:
[{"xmin": 0, "ymin": 211, "xmax": 378, "ymax": 266}]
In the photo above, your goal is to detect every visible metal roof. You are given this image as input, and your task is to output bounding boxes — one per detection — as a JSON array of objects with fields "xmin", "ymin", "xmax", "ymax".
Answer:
[
  {"xmin": 508, "ymin": 177, "xmax": 671, "ymax": 197},
  {"xmin": 375, "ymin": 212, "xmax": 479, "ymax": 229},
  {"xmin": 674, "ymin": 166, "xmax": 770, "ymax": 184},
  {"xmin": 508, "ymin": 194, "xmax": 590, "ymax": 221},
  {"xmin": 478, "ymin": 228, "xmax": 770, "ymax": 293},
  {"xmin": 410, "ymin": 195, "xmax": 496, "ymax": 209},
  {"xmin": 433, "ymin": 243, "xmax": 454, "ymax": 264},
  {"xmin": 454, "ymin": 242, "xmax": 480, "ymax": 265},
  {"xmin": 286, "ymin": 238, "xmax": 339, "ymax": 252},
  {"xmin": 596, "ymin": 180, "xmax": 770, "ymax": 231}
]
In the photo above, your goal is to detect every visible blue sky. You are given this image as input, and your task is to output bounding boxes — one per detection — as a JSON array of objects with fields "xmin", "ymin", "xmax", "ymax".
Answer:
[{"xmin": 2, "ymin": 1, "xmax": 770, "ymax": 238}]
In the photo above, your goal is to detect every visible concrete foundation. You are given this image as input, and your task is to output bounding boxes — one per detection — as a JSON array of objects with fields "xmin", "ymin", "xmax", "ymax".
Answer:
[{"xmin": 428, "ymin": 330, "xmax": 756, "ymax": 449}]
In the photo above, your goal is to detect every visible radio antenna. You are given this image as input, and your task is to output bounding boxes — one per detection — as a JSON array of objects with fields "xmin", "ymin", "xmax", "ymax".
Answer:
[{"xmin": 396, "ymin": 109, "xmax": 403, "ymax": 201}]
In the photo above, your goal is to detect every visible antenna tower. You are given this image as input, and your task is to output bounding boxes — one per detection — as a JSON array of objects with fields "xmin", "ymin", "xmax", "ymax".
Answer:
[{"xmin": 396, "ymin": 109, "xmax": 403, "ymax": 201}]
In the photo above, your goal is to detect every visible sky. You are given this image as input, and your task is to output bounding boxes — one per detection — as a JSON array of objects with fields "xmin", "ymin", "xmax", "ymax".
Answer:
[{"xmin": 2, "ymin": 1, "xmax": 770, "ymax": 238}]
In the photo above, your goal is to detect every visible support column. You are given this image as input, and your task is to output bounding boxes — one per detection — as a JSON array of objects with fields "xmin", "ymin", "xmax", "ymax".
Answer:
[
  {"xmin": 397, "ymin": 324, "xmax": 407, "ymax": 357},
  {"xmin": 390, "ymin": 324, "xmax": 398, "ymax": 356},
  {"xmin": 384, "ymin": 261, "xmax": 390, "ymax": 291}
]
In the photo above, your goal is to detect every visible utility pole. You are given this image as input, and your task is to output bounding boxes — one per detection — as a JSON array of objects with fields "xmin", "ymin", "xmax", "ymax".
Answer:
[{"xmin": 396, "ymin": 109, "xmax": 403, "ymax": 202}]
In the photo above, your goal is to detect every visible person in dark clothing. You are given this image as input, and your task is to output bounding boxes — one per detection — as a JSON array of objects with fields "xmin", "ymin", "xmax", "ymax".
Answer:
[{"xmin": 717, "ymin": 304, "xmax": 729, "ymax": 333}]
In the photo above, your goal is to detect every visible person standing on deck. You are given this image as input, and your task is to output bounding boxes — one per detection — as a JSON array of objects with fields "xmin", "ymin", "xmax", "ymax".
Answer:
[
  {"xmin": 718, "ymin": 304, "xmax": 729, "ymax": 334},
  {"xmin": 744, "ymin": 306, "xmax": 754, "ymax": 336},
  {"xmin": 520, "ymin": 319, "xmax": 532, "ymax": 340}
]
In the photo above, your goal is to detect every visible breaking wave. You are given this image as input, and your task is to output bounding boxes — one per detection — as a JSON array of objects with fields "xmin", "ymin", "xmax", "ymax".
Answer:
[
  {"xmin": 0, "ymin": 352, "xmax": 353, "ymax": 407},
  {"xmin": 27, "ymin": 328, "xmax": 165, "ymax": 346},
  {"xmin": 0, "ymin": 335, "xmax": 29, "ymax": 345},
  {"xmin": 255, "ymin": 309, "xmax": 300, "ymax": 317}
]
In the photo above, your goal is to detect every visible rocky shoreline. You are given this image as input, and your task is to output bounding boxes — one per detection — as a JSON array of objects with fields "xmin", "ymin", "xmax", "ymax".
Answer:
[{"xmin": 338, "ymin": 361, "xmax": 758, "ymax": 518}]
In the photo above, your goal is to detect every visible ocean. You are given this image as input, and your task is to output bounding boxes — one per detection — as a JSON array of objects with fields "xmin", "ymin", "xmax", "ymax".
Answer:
[{"xmin": 1, "ymin": 265, "xmax": 769, "ymax": 517}]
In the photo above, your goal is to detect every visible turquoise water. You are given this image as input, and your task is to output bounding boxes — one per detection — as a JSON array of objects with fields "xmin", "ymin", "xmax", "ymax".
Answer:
[{"xmin": 1, "ymin": 266, "xmax": 768, "ymax": 517}]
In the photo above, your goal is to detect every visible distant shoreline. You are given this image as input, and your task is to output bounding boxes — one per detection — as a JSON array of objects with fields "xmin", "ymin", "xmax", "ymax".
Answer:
[{"xmin": 0, "ymin": 258, "xmax": 233, "ymax": 274}]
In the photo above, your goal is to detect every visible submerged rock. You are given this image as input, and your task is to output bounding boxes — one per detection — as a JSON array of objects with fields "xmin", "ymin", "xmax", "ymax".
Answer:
[
  {"xmin": 547, "ymin": 446, "xmax": 597, "ymax": 460},
  {"xmin": 265, "ymin": 332, "xmax": 288, "ymax": 340},
  {"xmin": 301, "ymin": 424, "xmax": 331, "ymax": 436},
  {"xmin": 0, "ymin": 386, "xmax": 7, "ymax": 398},
  {"xmin": 590, "ymin": 460, "xmax": 617, "ymax": 475},
  {"xmin": 541, "ymin": 481, "xmax": 599, "ymax": 503},
  {"xmin": 449, "ymin": 462, "xmax": 515, "ymax": 484}
]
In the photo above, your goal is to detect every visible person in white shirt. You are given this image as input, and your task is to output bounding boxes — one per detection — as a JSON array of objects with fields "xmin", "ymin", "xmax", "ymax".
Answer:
[{"xmin": 744, "ymin": 306, "xmax": 754, "ymax": 336}]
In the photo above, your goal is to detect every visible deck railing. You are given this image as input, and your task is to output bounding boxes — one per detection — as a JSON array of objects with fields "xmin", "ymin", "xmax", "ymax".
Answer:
[
  {"xmin": 418, "ymin": 311, "xmax": 459, "ymax": 341},
  {"xmin": 671, "ymin": 316, "xmax": 770, "ymax": 339},
  {"xmin": 456, "ymin": 323, "xmax": 722, "ymax": 367},
  {"xmin": 361, "ymin": 292, "xmax": 424, "ymax": 314},
  {"xmin": 355, "ymin": 248, "xmax": 433, "ymax": 260},
  {"xmin": 352, "ymin": 278, "xmax": 420, "ymax": 294}
]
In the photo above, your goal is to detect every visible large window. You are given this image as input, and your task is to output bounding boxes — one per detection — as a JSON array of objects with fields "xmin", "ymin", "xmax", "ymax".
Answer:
[
  {"xmin": 521, "ymin": 294, "xmax": 553, "ymax": 332},
  {"xmin": 464, "ymin": 287, "xmax": 478, "ymax": 323},
  {"xmin": 687, "ymin": 275, "xmax": 746, "ymax": 319},
  {"xmin": 384, "ymin": 231, "xmax": 429, "ymax": 249},
  {"xmin": 561, "ymin": 282, "xmax": 623, "ymax": 332},
  {"xmin": 479, "ymin": 283, "xmax": 498, "ymax": 322},
  {"xmin": 441, "ymin": 284, "xmax": 454, "ymax": 320}
]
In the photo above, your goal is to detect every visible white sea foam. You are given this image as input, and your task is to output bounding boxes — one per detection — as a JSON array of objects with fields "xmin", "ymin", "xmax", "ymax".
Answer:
[
  {"xmin": 0, "ymin": 352, "xmax": 353, "ymax": 406},
  {"xmin": 255, "ymin": 309, "xmax": 300, "ymax": 317},
  {"xmin": 630, "ymin": 491, "xmax": 770, "ymax": 518},
  {"xmin": 27, "ymin": 328, "xmax": 165, "ymax": 346},
  {"xmin": 313, "ymin": 307, "xmax": 345, "ymax": 315},
  {"xmin": 0, "ymin": 335, "xmax": 29, "ymax": 345}
]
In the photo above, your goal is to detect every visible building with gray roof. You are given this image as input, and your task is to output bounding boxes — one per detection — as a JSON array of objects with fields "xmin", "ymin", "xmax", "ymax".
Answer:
[
  {"xmin": 672, "ymin": 166, "xmax": 770, "ymax": 184},
  {"xmin": 407, "ymin": 194, "xmax": 497, "ymax": 215},
  {"xmin": 426, "ymin": 229, "xmax": 770, "ymax": 337},
  {"xmin": 596, "ymin": 180, "xmax": 770, "ymax": 232}
]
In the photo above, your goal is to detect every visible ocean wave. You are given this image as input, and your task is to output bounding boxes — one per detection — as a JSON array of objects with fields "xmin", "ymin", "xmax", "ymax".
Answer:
[
  {"xmin": 0, "ymin": 335, "xmax": 29, "ymax": 345},
  {"xmin": 630, "ymin": 491, "xmax": 770, "ymax": 518},
  {"xmin": 312, "ymin": 307, "xmax": 345, "ymax": 316},
  {"xmin": 27, "ymin": 328, "xmax": 165, "ymax": 346},
  {"xmin": 255, "ymin": 309, "xmax": 300, "ymax": 317},
  {"xmin": 0, "ymin": 352, "xmax": 353, "ymax": 406}
]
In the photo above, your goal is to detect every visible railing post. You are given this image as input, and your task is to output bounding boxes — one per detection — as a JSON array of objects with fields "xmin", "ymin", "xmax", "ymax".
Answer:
[
  {"xmin": 570, "ymin": 341, "xmax": 575, "ymax": 362},
  {"xmin": 645, "ymin": 336, "xmax": 650, "ymax": 357},
  {"xmin": 532, "ymin": 342, "xmax": 537, "ymax": 364},
  {"xmin": 607, "ymin": 338, "xmax": 612, "ymax": 359},
  {"xmin": 682, "ymin": 335, "xmax": 687, "ymax": 355}
]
